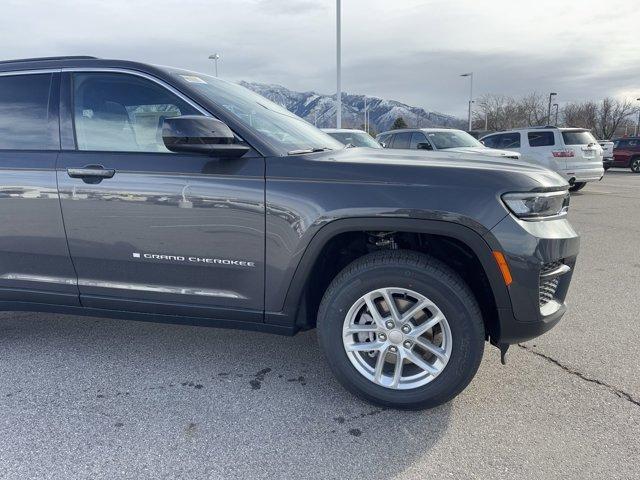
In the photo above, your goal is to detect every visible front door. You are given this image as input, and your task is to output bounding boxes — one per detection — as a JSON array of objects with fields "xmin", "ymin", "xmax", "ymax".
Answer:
[{"xmin": 56, "ymin": 71, "xmax": 265, "ymax": 321}]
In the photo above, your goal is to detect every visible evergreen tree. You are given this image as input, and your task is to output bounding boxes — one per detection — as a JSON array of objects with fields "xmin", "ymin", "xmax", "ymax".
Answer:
[{"xmin": 391, "ymin": 117, "xmax": 408, "ymax": 129}]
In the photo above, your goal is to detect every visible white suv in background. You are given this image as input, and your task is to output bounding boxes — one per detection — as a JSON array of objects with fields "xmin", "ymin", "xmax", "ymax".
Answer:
[{"xmin": 481, "ymin": 127, "xmax": 604, "ymax": 191}]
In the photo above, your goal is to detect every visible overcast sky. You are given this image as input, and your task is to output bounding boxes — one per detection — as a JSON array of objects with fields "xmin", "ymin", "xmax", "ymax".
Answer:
[{"xmin": 2, "ymin": 0, "xmax": 639, "ymax": 117}]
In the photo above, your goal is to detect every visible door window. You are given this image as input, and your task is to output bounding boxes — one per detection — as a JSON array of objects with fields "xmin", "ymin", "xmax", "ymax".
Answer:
[
  {"xmin": 72, "ymin": 72, "xmax": 200, "ymax": 152},
  {"xmin": 392, "ymin": 132, "xmax": 412, "ymax": 149},
  {"xmin": 481, "ymin": 135, "xmax": 499, "ymax": 148},
  {"xmin": 410, "ymin": 132, "xmax": 429, "ymax": 149},
  {"xmin": 498, "ymin": 133, "xmax": 520, "ymax": 149},
  {"xmin": 0, "ymin": 73, "xmax": 58, "ymax": 150},
  {"xmin": 528, "ymin": 131, "xmax": 555, "ymax": 147}
]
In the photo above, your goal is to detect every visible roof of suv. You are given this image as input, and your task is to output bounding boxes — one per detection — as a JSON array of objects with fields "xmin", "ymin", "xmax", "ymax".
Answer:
[
  {"xmin": 0, "ymin": 56, "xmax": 98, "ymax": 65},
  {"xmin": 0, "ymin": 56, "xmax": 163, "ymax": 75},
  {"xmin": 490, "ymin": 126, "xmax": 589, "ymax": 133}
]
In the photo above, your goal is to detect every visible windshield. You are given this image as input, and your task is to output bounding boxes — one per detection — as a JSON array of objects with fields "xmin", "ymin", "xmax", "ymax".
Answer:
[
  {"xmin": 425, "ymin": 130, "xmax": 483, "ymax": 149},
  {"xmin": 326, "ymin": 131, "xmax": 382, "ymax": 148},
  {"xmin": 562, "ymin": 130, "xmax": 597, "ymax": 145},
  {"xmin": 165, "ymin": 68, "xmax": 343, "ymax": 154}
]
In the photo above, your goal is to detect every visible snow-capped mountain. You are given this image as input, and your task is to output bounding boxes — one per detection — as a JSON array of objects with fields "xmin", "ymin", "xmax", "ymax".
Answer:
[{"xmin": 239, "ymin": 81, "xmax": 464, "ymax": 133}]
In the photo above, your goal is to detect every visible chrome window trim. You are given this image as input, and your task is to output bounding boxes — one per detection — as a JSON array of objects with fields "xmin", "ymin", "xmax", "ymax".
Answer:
[
  {"xmin": 0, "ymin": 68, "xmax": 62, "ymax": 76},
  {"xmin": 0, "ymin": 68, "xmax": 209, "ymax": 116}
]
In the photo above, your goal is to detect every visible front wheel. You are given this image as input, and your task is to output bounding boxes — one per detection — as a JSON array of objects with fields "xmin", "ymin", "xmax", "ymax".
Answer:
[
  {"xmin": 569, "ymin": 182, "xmax": 587, "ymax": 192},
  {"xmin": 631, "ymin": 157, "xmax": 640, "ymax": 173},
  {"xmin": 317, "ymin": 250, "xmax": 485, "ymax": 410}
]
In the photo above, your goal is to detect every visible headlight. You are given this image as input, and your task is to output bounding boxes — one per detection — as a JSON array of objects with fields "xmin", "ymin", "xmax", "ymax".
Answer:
[{"xmin": 502, "ymin": 190, "xmax": 570, "ymax": 220}]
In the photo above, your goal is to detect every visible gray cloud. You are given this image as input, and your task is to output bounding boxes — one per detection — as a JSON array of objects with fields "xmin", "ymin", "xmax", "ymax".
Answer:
[{"xmin": 0, "ymin": 0, "xmax": 637, "ymax": 118}]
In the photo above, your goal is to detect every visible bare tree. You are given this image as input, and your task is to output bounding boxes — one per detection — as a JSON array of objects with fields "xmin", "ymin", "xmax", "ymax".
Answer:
[
  {"xmin": 562, "ymin": 98, "xmax": 636, "ymax": 139},
  {"xmin": 474, "ymin": 93, "xmax": 547, "ymax": 131}
]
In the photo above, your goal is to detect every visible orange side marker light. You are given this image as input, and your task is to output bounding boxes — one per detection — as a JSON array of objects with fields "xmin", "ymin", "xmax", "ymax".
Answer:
[{"xmin": 492, "ymin": 251, "xmax": 513, "ymax": 286}]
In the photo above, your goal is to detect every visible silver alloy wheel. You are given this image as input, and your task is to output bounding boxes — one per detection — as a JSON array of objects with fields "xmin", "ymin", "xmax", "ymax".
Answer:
[
  {"xmin": 342, "ymin": 287, "xmax": 453, "ymax": 390},
  {"xmin": 632, "ymin": 158, "xmax": 640, "ymax": 173}
]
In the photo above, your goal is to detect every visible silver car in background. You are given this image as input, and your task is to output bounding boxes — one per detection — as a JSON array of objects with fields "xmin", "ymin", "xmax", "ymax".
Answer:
[{"xmin": 376, "ymin": 128, "xmax": 521, "ymax": 159}]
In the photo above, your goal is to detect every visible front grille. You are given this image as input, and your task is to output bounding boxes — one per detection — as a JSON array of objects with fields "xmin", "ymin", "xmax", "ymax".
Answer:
[{"xmin": 539, "ymin": 261, "xmax": 563, "ymax": 307}]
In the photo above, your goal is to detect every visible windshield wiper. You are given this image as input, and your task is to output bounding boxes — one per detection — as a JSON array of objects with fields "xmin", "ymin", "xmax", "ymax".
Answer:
[{"xmin": 287, "ymin": 147, "xmax": 333, "ymax": 155}]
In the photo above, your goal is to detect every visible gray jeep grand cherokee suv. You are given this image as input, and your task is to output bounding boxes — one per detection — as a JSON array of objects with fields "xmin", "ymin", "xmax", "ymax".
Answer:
[{"xmin": 0, "ymin": 56, "xmax": 579, "ymax": 409}]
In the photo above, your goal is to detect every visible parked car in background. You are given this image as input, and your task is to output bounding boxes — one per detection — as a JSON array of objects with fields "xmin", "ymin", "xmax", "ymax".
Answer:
[
  {"xmin": 481, "ymin": 127, "xmax": 604, "ymax": 192},
  {"xmin": 598, "ymin": 140, "xmax": 614, "ymax": 170},
  {"xmin": 612, "ymin": 137, "xmax": 640, "ymax": 173},
  {"xmin": 376, "ymin": 128, "xmax": 521, "ymax": 160},
  {"xmin": 322, "ymin": 128, "xmax": 382, "ymax": 148}
]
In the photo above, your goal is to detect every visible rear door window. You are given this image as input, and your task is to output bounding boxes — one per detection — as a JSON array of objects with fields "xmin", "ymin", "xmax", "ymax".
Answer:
[
  {"xmin": 0, "ymin": 73, "xmax": 58, "ymax": 150},
  {"xmin": 392, "ymin": 132, "xmax": 412, "ymax": 149},
  {"xmin": 528, "ymin": 131, "xmax": 555, "ymax": 147},
  {"xmin": 562, "ymin": 130, "xmax": 596, "ymax": 145}
]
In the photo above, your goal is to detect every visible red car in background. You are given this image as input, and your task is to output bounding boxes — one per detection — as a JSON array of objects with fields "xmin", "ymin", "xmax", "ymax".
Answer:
[{"xmin": 613, "ymin": 137, "xmax": 640, "ymax": 172}]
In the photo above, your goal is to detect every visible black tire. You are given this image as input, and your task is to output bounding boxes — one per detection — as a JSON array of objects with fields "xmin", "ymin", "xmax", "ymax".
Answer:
[
  {"xmin": 569, "ymin": 182, "xmax": 586, "ymax": 192},
  {"xmin": 317, "ymin": 250, "xmax": 485, "ymax": 410},
  {"xmin": 631, "ymin": 157, "xmax": 640, "ymax": 173}
]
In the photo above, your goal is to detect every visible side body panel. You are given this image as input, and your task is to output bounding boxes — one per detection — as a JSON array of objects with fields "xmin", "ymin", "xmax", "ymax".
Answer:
[{"xmin": 263, "ymin": 148, "xmax": 563, "ymax": 315}]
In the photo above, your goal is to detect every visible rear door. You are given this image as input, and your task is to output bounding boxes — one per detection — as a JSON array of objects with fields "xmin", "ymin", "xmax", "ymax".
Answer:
[
  {"xmin": 0, "ymin": 71, "xmax": 79, "ymax": 306},
  {"xmin": 526, "ymin": 130, "xmax": 558, "ymax": 170},
  {"xmin": 56, "ymin": 70, "xmax": 265, "ymax": 321}
]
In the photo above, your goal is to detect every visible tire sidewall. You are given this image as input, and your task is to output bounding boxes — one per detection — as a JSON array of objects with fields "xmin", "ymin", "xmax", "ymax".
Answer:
[{"xmin": 318, "ymin": 260, "xmax": 484, "ymax": 408}]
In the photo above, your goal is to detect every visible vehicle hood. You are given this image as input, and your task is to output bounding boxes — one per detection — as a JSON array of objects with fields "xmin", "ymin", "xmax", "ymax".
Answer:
[
  {"xmin": 316, "ymin": 147, "xmax": 568, "ymax": 191},
  {"xmin": 443, "ymin": 146, "xmax": 520, "ymax": 158}
]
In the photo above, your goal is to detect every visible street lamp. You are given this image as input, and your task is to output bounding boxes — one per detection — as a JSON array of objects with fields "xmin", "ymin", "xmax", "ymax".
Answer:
[
  {"xmin": 208, "ymin": 53, "xmax": 220, "ymax": 77},
  {"xmin": 547, "ymin": 92, "xmax": 557, "ymax": 125},
  {"xmin": 636, "ymin": 98, "xmax": 640, "ymax": 137},
  {"xmin": 553, "ymin": 103, "xmax": 559, "ymax": 126},
  {"xmin": 460, "ymin": 73, "xmax": 473, "ymax": 131},
  {"xmin": 336, "ymin": 0, "xmax": 342, "ymax": 128}
]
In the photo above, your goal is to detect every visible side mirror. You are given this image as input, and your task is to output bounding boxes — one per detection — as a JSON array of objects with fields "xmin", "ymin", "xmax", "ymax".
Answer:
[
  {"xmin": 162, "ymin": 116, "xmax": 250, "ymax": 158},
  {"xmin": 417, "ymin": 142, "xmax": 433, "ymax": 150}
]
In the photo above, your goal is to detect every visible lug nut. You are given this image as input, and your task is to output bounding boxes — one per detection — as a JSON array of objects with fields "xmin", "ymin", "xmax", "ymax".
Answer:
[
  {"xmin": 385, "ymin": 321, "xmax": 395, "ymax": 329},
  {"xmin": 401, "ymin": 325, "xmax": 411, "ymax": 334},
  {"xmin": 389, "ymin": 346, "xmax": 398, "ymax": 353},
  {"xmin": 403, "ymin": 340, "xmax": 412, "ymax": 349},
  {"xmin": 378, "ymin": 333, "xmax": 387, "ymax": 341}
]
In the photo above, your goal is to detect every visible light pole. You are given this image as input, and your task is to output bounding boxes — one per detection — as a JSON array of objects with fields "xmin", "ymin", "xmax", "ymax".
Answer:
[
  {"xmin": 363, "ymin": 96, "xmax": 367, "ymax": 132},
  {"xmin": 460, "ymin": 73, "xmax": 473, "ymax": 131},
  {"xmin": 553, "ymin": 103, "xmax": 559, "ymax": 126},
  {"xmin": 208, "ymin": 53, "xmax": 220, "ymax": 77},
  {"xmin": 336, "ymin": 0, "xmax": 342, "ymax": 128},
  {"xmin": 547, "ymin": 92, "xmax": 557, "ymax": 125},
  {"xmin": 636, "ymin": 98, "xmax": 640, "ymax": 137}
]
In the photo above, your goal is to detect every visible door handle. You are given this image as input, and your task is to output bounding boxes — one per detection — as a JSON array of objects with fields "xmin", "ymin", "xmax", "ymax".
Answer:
[{"xmin": 67, "ymin": 165, "xmax": 116, "ymax": 179}]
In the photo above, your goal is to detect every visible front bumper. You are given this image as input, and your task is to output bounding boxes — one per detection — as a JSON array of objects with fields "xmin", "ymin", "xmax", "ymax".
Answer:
[{"xmin": 486, "ymin": 214, "xmax": 580, "ymax": 344}]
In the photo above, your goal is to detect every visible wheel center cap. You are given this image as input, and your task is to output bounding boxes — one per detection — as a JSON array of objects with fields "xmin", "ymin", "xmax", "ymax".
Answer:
[{"xmin": 388, "ymin": 330, "xmax": 404, "ymax": 344}]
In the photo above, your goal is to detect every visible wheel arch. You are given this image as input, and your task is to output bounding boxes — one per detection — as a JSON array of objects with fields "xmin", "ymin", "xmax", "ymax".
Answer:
[{"xmin": 266, "ymin": 217, "xmax": 513, "ymax": 343}]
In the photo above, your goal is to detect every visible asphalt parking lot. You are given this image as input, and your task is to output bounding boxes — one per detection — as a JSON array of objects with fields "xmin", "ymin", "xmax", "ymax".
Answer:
[{"xmin": 0, "ymin": 170, "xmax": 639, "ymax": 480}]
